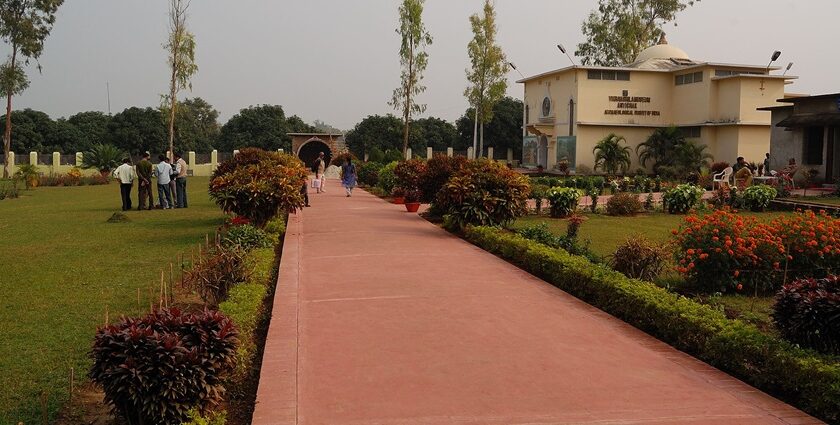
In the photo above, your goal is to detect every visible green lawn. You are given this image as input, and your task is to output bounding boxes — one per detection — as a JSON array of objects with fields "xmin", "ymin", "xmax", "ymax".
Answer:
[
  {"xmin": 0, "ymin": 178, "xmax": 223, "ymax": 424},
  {"xmin": 783, "ymin": 196, "xmax": 840, "ymax": 206}
]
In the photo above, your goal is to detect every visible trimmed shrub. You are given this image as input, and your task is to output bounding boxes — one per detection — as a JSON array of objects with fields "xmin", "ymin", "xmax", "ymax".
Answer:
[
  {"xmin": 222, "ymin": 224, "xmax": 272, "ymax": 251},
  {"xmin": 89, "ymin": 308, "xmax": 239, "ymax": 425},
  {"xmin": 209, "ymin": 149, "xmax": 307, "ymax": 227},
  {"xmin": 546, "ymin": 187, "xmax": 582, "ymax": 218},
  {"xmin": 357, "ymin": 161, "xmax": 383, "ymax": 186},
  {"xmin": 376, "ymin": 161, "xmax": 399, "ymax": 193},
  {"xmin": 437, "ymin": 158, "xmax": 530, "ymax": 229},
  {"xmin": 773, "ymin": 276, "xmax": 840, "ymax": 355},
  {"xmin": 394, "ymin": 158, "xmax": 427, "ymax": 193},
  {"xmin": 516, "ymin": 222, "xmax": 598, "ymax": 262},
  {"xmin": 771, "ymin": 210, "xmax": 840, "ymax": 279},
  {"xmin": 421, "ymin": 154, "xmax": 468, "ymax": 203},
  {"xmin": 464, "ymin": 226, "xmax": 840, "ymax": 423},
  {"xmin": 368, "ymin": 146, "xmax": 385, "ymax": 163},
  {"xmin": 610, "ymin": 235, "xmax": 669, "ymax": 281},
  {"xmin": 662, "ymin": 184, "xmax": 704, "ymax": 214},
  {"xmin": 605, "ymin": 192, "xmax": 642, "ymax": 216},
  {"xmin": 263, "ymin": 217, "xmax": 287, "ymax": 236},
  {"xmin": 529, "ymin": 184, "xmax": 550, "ymax": 214},
  {"xmin": 673, "ymin": 210, "xmax": 785, "ymax": 293},
  {"xmin": 742, "ymin": 185, "xmax": 777, "ymax": 211},
  {"xmin": 183, "ymin": 247, "xmax": 249, "ymax": 306}
]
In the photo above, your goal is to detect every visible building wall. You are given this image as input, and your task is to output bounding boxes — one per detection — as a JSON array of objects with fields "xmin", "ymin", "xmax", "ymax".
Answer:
[
  {"xmin": 671, "ymin": 69, "xmax": 711, "ymax": 124},
  {"xmin": 768, "ymin": 108, "xmax": 796, "ymax": 172},
  {"xmin": 736, "ymin": 126, "xmax": 773, "ymax": 163},
  {"xmin": 715, "ymin": 78, "xmax": 742, "ymax": 122},
  {"xmin": 576, "ymin": 70, "xmax": 673, "ymax": 126},
  {"xmin": 737, "ymin": 78, "xmax": 784, "ymax": 123}
]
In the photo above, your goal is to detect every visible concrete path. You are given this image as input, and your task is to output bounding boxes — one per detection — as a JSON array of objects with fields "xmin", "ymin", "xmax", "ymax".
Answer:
[{"xmin": 252, "ymin": 181, "xmax": 820, "ymax": 425}]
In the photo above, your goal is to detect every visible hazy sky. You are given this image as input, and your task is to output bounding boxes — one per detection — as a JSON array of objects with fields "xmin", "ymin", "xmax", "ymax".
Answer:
[{"xmin": 12, "ymin": 0, "xmax": 840, "ymax": 130}]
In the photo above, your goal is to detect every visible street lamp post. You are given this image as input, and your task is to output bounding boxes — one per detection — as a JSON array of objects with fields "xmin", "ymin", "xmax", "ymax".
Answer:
[
  {"xmin": 509, "ymin": 62, "xmax": 527, "ymax": 141},
  {"xmin": 557, "ymin": 44, "xmax": 576, "ymax": 66}
]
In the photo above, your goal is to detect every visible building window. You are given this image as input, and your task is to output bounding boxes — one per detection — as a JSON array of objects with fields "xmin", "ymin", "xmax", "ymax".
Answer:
[
  {"xmin": 588, "ymin": 70, "xmax": 630, "ymax": 81},
  {"xmin": 715, "ymin": 70, "xmax": 764, "ymax": 77},
  {"xmin": 804, "ymin": 127, "xmax": 825, "ymax": 165},
  {"xmin": 675, "ymin": 71, "xmax": 704, "ymax": 86},
  {"xmin": 679, "ymin": 126, "xmax": 702, "ymax": 138}
]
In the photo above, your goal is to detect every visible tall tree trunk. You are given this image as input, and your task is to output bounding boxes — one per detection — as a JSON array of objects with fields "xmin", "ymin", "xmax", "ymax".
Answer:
[
  {"xmin": 3, "ymin": 47, "xmax": 17, "ymax": 179},
  {"xmin": 168, "ymin": 28, "xmax": 179, "ymax": 161},
  {"xmin": 403, "ymin": 106, "xmax": 410, "ymax": 157},
  {"xmin": 479, "ymin": 120, "xmax": 484, "ymax": 159},
  {"xmin": 471, "ymin": 108, "xmax": 478, "ymax": 158}
]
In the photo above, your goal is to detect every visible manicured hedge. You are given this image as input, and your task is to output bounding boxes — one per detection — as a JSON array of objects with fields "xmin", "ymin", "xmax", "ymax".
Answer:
[{"xmin": 464, "ymin": 226, "xmax": 840, "ymax": 423}]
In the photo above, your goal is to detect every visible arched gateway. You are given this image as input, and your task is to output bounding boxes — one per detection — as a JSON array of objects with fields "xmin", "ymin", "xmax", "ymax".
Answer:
[{"xmin": 288, "ymin": 133, "xmax": 347, "ymax": 169}]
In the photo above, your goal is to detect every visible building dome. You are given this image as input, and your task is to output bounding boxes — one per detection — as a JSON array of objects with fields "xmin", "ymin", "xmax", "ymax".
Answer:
[{"xmin": 634, "ymin": 34, "xmax": 690, "ymax": 62}]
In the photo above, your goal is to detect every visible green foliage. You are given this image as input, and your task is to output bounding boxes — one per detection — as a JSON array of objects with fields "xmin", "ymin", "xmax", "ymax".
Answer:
[
  {"xmin": 455, "ymin": 97, "xmax": 523, "ymax": 157},
  {"xmin": 773, "ymin": 276, "xmax": 840, "ymax": 355},
  {"xmin": 218, "ymin": 105, "xmax": 296, "ymax": 152},
  {"xmin": 529, "ymin": 183, "xmax": 549, "ymax": 214},
  {"xmin": 222, "ymin": 224, "xmax": 272, "ymax": 251},
  {"xmin": 183, "ymin": 246, "xmax": 249, "ymax": 306},
  {"xmin": 636, "ymin": 126, "xmax": 684, "ymax": 173},
  {"xmin": 0, "ymin": 178, "xmax": 19, "ymax": 200},
  {"xmin": 464, "ymin": 225, "xmax": 840, "ymax": 423},
  {"xmin": 89, "ymin": 308, "xmax": 239, "ymax": 425},
  {"xmin": 181, "ymin": 409, "xmax": 227, "ymax": 425},
  {"xmin": 662, "ymin": 183, "xmax": 703, "ymax": 214},
  {"xmin": 345, "ymin": 114, "xmax": 404, "ymax": 157},
  {"xmin": 575, "ymin": 0, "xmax": 701, "ymax": 66},
  {"xmin": 209, "ymin": 149, "xmax": 307, "ymax": 227},
  {"xmin": 605, "ymin": 192, "xmax": 642, "ymax": 216},
  {"xmin": 516, "ymin": 222, "xmax": 598, "ymax": 262},
  {"xmin": 160, "ymin": 98, "xmax": 220, "ymax": 153},
  {"xmin": 593, "ymin": 133, "xmax": 631, "ymax": 175},
  {"xmin": 742, "ymin": 185, "xmax": 777, "ymax": 211},
  {"xmin": 357, "ymin": 161, "xmax": 383, "ymax": 186},
  {"xmin": 376, "ymin": 161, "xmax": 399, "ymax": 193},
  {"xmin": 437, "ymin": 158, "xmax": 530, "ymax": 229},
  {"xmin": 546, "ymin": 187, "xmax": 582, "ymax": 218},
  {"xmin": 610, "ymin": 234, "xmax": 669, "ymax": 281},
  {"xmin": 420, "ymin": 154, "xmax": 467, "ymax": 203},
  {"xmin": 414, "ymin": 116, "xmax": 457, "ymax": 151},
  {"xmin": 67, "ymin": 111, "xmax": 111, "ymax": 152},
  {"xmin": 263, "ymin": 217, "xmax": 286, "ymax": 236},
  {"xmin": 106, "ymin": 107, "xmax": 168, "ymax": 154},
  {"xmin": 81, "ymin": 144, "xmax": 127, "ymax": 173},
  {"xmin": 394, "ymin": 158, "xmax": 427, "ymax": 193},
  {"xmin": 13, "ymin": 163, "xmax": 39, "ymax": 188}
]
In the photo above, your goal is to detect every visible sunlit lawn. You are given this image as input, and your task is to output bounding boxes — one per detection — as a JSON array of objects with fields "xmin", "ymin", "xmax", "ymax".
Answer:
[
  {"xmin": 0, "ymin": 177, "xmax": 222, "ymax": 424},
  {"xmin": 784, "ymin": 196, "xmax": 840, "ymax": 206}
]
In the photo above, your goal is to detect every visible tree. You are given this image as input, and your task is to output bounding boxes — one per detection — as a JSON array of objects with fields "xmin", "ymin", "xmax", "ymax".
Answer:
[
  {"xmin": 414, "ymin": 117, "xmax": 456, "ymax": 152},
  {"xmin": 160, "ymin": 97, "xmax": 219, "ymax": 153},
  {"xmin": 0, "ymin": 108, "xmax": 50, "ymax": 152},
  {"xmin": 45, "ymin": 118, "xmax": 83, "ymax": 152},
  {"xmin": 465, "ymin": 0, "xmax": 507, "ymax": 158},
  {"xmin": 636, "ymin": 125, "xmax": 683, "ymax": 172},
  {"xmin": 68, "ymin": 111, "xmax": 111, "ymax": 152},
  {"xmin": 390, "ymin": 0, "xmax": 432, "ymax": 156},
  {"xmin": 312, "ymin": 119, "xmax": 342, "ymax": 134},
  {"xmin": 218, "ymin": 105, "xmax": 290, "ymax": 152},
  {"xmin": 164, "ymin": 0, "xmax": 198, "ymax": 159},
  {"xmin": 593, "ymin": 133, "xmax": 632, "ymax": 175},
  {"xmin": 286, "ymin": 115, "xmax": 316, "ymax": 134},
  {"xmin": 0, "ymin": 0, "xmax": 64, "ymax": 177},
  {"xmin": 575, "ymin": 0, "xmax": 700, "ymax": 66},
  {"xmin": 455, "ymin": 97, "xmax": 523, "ymax": 158},
  {"xmin": 345, "ymin": 114, "xmax": 403, "ymax": 157},
  {"xmin": 106, "ymin": 107, "xmax": 167, "ymax": 155}
]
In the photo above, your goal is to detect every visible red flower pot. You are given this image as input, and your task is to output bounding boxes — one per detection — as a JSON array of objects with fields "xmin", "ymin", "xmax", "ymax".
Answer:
[
  {"xmin": 393, "ymin": 197, "xmax": 405, "ymax": 205},
  {"xmin": 405, "ymin": 202, "xmax": 420, "ymax": 212}
]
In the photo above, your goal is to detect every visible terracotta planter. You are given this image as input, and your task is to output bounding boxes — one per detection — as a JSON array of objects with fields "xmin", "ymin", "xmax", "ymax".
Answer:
[
  {"xmin": 405, "ymin": 202, "xmax": 420, "ymax": 212},
  {"xmin": 393, "ymin": 197, "xmax": 405, "ymax": 205}
]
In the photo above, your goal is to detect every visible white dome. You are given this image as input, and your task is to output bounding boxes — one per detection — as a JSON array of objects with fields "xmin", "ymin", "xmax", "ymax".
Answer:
[{"xmin": 635, "ymin": 43, "xmax": 690, "ymax": 62}]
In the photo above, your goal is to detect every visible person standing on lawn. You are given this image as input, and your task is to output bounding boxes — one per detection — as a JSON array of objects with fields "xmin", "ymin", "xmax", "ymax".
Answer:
[
  {"xmin": 154, "ymin": 154, "xmax": 174, "ymax": 209},
  {"xmin": 174, "ymin": 152, "xmax": 188, "ymax": 208},
  {"xmin": 136, "ymin": 152, "xmax": 154, "ymax": 210},
  {"xmin": 113, "ymin": 157, "xmax": 135, "ymax": 211},
  {"xmin": 314, "ymin": 152, "xmax": 326, "ymax": 193},
  {"xmin": 341, "ymin": 157, "xmax": 357, "ymax": 197}
]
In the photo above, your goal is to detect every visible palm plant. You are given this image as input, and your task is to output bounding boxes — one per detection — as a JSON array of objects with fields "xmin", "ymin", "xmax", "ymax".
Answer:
[
  {"xmin": 82, "ymin": 144, "xmax": 127, "ymax": 174},
  {"xmin": 673, "ymin": 140, "xmax": 713, "ymax": 174},
  {"xmin": 593, "ymin": 133, "xmax": 631, "ymax": 175},
  {"xmin": 637, "ymin": 126, "xmax": 683, "ymax": 172}
]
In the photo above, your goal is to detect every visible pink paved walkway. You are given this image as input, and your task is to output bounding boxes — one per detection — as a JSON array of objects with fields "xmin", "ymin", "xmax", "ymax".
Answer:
[{"xmin": 252, "ymin": 181, "xmax": 820, "ymax": 425}]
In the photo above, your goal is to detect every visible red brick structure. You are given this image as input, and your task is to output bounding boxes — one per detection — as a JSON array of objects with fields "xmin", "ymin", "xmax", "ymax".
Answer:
[{"xmin": 289, "ymin": 133, "xmax": 346, "ymax": 168}]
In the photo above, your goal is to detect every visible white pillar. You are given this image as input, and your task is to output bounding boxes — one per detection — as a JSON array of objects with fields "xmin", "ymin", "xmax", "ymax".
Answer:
[
  {"xmin": 364, "ymin": 152, "xmax": 369, "ymax": 162},
  {"xmin": 75, "ymin": 152, "xmax": 83, "ymax": 167},
  {"xmin": 211, "ymin": 150, "xmax": 218, "ymax": 171},
  {"xmin": 405, "ymin": 148, "xmax": 412, "ymax": 160},
  {"xmin": 52, "ymin": 152, "xmax": 60, "ymax": 168},
  {"xmin": 233, "ymin": 149, "xmax": 239, "ymax": 157},
  {"xmin": 447, "ymin": 147, "xmax": 453, "ymax": 157},
  {"xmin": 426, "ymin": 147, "xmax": 433, "ymax": 159},
  {"xmin": 467, "ymin": 147, "xmax": 474, "ymax": 160},
  {"xmin": 507, "ymin": 148, "xmax": 514, "ymax": 163},
  {"xmin": 487, "ymin": 147, "xmax": 494, "ymax": 160},
  {"xmin": 30, "ymin": 151, "xmax": 38, "ymax": 165},
  {"xmin": 188, "ymin": 151, "xmax": 196, "ymax": 172},
  {"xmin": 8, "ymin": 151, "xmax": 14, "ymax": 168}
]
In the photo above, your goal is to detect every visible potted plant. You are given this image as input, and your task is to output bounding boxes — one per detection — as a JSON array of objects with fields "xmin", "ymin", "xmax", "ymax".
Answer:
[
  {"xmin": 404, "ymin": 189, "xmax": 422, "ymax": 212},
  {"xmin": 82, "ymin": 144, "xmax": 127, "ymax": 177},
  {"xmin": 391, "ymin": 186, "xmax": 406, "ymax": 204}
]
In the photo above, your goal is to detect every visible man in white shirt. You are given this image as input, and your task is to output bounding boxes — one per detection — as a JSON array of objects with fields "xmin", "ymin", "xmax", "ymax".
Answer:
[
  {"xmin": 173, "ymin": 152, "xmax": 189, "ymax": 208},
  {"xmin": 154, "ymin": 154, "xmax": 174, "ymax": 209},
  {"xmin": 113, "ymin": 158, "xmax": 135, "ymax": 211}
]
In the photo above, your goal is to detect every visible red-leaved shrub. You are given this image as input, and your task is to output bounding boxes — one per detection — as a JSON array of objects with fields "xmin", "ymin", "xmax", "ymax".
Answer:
[
  {"xmin": 420, "ymin": 154, "xmax": 467, "ymax": 203},
  {"xmin": 773, "ymin": 275, "xmax": 840, "ymax": 354}
]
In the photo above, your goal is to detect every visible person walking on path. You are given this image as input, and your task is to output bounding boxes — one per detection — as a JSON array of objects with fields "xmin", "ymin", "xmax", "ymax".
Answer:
[
  {"xmin": 341, "ymin": 157, "xmax": 357, "ymax": 197},
  {"xmin": 136, "ymin": 152, "xmax": 154, "ymax": 210},
  {"xmin": 314, "ymin": 152, "xmax": 326, "ymax": 193},
  {"xmin": 174, "ymin": 152, "xmax": 188, "ymax": 208},
  {"xmin": 113, "ymin": 158, "xmax": 135, "ymax": 211},
  {"xmin": 154, "ymin": 154, "xmax": 174, "ymax": 209},
  {"xmin": 301, "ymin": 181, "xmax": 311, "ymax": 208}
]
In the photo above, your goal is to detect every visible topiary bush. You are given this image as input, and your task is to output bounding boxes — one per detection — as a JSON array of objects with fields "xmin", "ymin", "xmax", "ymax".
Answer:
[
  {"xmin": 421, "ymin": 154, "xmax": 468, "ymax": 203},
  {"xmin": 183, "ymin": 247, "xmax": 249, "ymax": 306},
  {"xmin": 662, "ymin": 183, "xmax": 704, "ymax": 214},
  {"xmin": 376, "ymin": 161, "xmax": 399, "ymax": 193},
  {"xmin": 357, "ymin": 161, "xmax": 383, "ymax": 186},
  {"xmin": 773, "ymin": 275, "xmax": 840, "ymax": 355},
  {"xmin": 546, "ymin": 187, "xmax": 582, "ymax": 218},
  {"xmin": 209, "ymin": 148, "xmax": 307, "ymax": 227},
  {"xmin": 605, "ymin": 192, "xmax": 642, "ymax": 216},
  {"xmin": 610, "ymin": 235, "xmax": 669, "ymax": 281},
  {"xmin": 741, "ymin": 185, "xmax": 777, "ymax": 212},
  {"xmin": 437, "ymin": 158, "xmax": 530, "ymax": 229},
  {"xmin": 222, "ymin": 224, "xmax": 272, "ymax": 251},
  {"xmin": 89, "ymin": 308, "xmax": 239, "ymax": 425}
]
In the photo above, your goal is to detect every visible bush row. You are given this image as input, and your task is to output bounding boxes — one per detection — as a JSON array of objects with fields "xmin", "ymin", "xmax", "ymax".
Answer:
[{"xmin": 464, "ymin": 225, "xmax": 840, "ymax": 423}]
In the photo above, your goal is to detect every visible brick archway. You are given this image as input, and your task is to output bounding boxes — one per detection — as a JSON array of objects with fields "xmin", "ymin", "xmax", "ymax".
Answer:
[
  {"xmin": 297, "ymin": 138, "xmax": 332, "ymax": 170},
  {"xmin": 288, "ymin": 133, "xmax": 347, "ymax": 168}
]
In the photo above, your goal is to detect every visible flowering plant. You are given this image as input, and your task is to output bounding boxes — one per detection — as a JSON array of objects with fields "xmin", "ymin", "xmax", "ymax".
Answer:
[{"xmin": 771, "ymin": 210, "xmax": 840, "ymax": 278}]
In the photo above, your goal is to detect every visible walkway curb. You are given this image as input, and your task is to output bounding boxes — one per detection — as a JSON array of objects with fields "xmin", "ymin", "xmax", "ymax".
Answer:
[{"xmin": 251, "ymin": 210, "xmax": 301, "ymax": 425}]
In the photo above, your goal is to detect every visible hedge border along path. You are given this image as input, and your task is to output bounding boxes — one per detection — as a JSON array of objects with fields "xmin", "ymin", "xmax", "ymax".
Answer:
[{"xmin": 464, "ymin": 226, "xmax": 840, "ymax": 423}]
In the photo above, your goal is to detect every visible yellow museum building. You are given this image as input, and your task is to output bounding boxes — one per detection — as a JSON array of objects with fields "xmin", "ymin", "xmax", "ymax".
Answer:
[{"xmin": 518, "ymin": 35, "xmax": 794, "ymax": 171}]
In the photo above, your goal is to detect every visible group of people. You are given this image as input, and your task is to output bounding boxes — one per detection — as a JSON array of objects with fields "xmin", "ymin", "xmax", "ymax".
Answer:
[
  {"xmin": 299, "ymin": 152, "xmax": 357, "ymax": 208},
  {"xmin": 112, "ymin": 152, "xmax": 189, "ymax": 211}
]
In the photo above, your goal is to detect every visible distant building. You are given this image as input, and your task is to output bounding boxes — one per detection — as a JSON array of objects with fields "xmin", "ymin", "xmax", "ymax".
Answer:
[
  {"xmin": 517, "ymin": 35, "xmax": 794, "ymax": 172},
  {"xmin": 760, "ymin": 93, "xmax": 840, "ymax": 182}
]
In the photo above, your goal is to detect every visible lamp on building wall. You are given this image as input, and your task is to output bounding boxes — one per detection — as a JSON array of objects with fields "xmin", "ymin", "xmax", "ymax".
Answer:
[
  {"xmin": 557, "ymin": 44, "xmax": 576, "ymax": 66},
  {"xmin": 766, "ymin": 50, "xmax": 782, "ymax": 74},
  {"xmin": 783, "ymin": 62, "xmax": 794, "ymax": 76},
  {"xmin": 508, "ymin": 62, "xmax": 525, "ymax": 79}
]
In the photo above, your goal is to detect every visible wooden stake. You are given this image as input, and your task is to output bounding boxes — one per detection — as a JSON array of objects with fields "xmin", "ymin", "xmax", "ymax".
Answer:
[
  {"xmin": 69, "ymin": 367, "xmax": 74, "ymax": 407},
  {"xmin": 169, "ymin": 263, "xmax": 175, "ymax": 306},
  {"xmin": 137, "ymin": 287, "xmax": 141, "ymax": 316},
  {"xmin": 149, "ymin": 287, "xmax": 154, "ymax": 312},
  {"xmin": 160, "ymin": 271, "xmax": 165, "ymax": 309}
]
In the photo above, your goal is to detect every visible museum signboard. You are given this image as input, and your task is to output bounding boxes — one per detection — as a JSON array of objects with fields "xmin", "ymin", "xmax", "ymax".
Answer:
[{"xmin": 604, "ymin": 95, "xmax": 660, "ymax": 117}]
